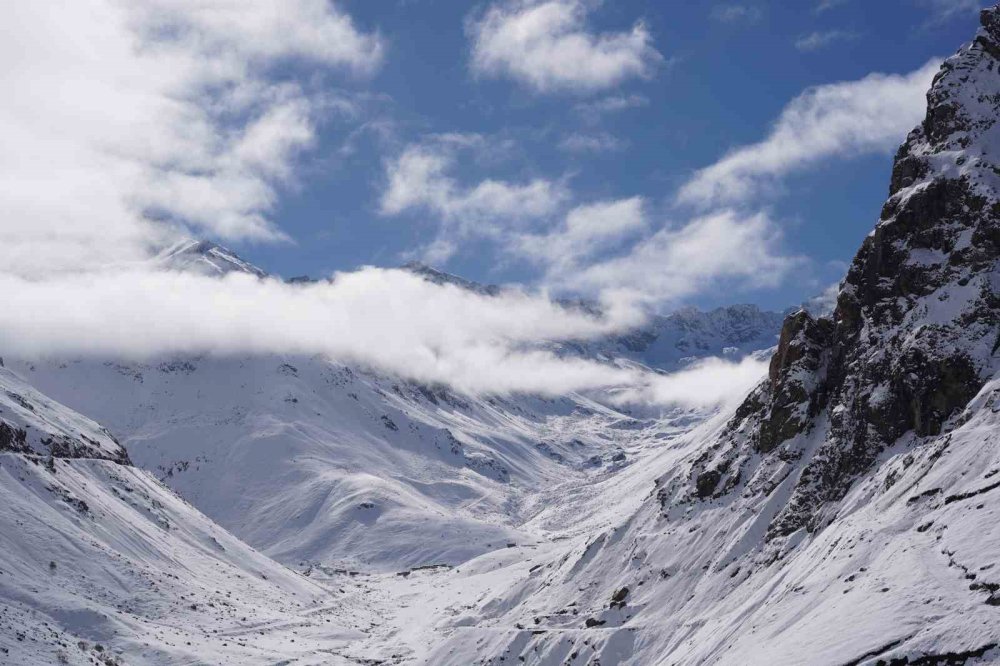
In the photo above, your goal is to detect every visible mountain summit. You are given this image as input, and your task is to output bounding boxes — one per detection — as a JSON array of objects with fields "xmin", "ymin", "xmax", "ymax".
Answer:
[{"xmin": 155, "ymin": 239, "xmax": 268, "ymax": 278}]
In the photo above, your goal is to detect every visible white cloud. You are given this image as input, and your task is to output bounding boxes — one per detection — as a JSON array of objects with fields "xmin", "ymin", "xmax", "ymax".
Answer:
[
  {"xmin": 379, "ymin": 140, "xmax": 801, "ymax": 307},
  {"xmin": 134, "ymin": 0, "xmax": 383, "ymax": 73},
  {"xmin": 380, "ymin": 141, "xmax": 569, "ymax": 245},
  {"xmin": 555, "ymin": 210, "xmax": 799, "ymax": 305},
  {"xmin": 619, "ymin": 356, "xmax": 770, "ymax": 408},
  {"xmin": 468, "ymin": 0, "xmax": 662, "ymax": 94},
  {"xmin": 710, "ymin": 4, "xmax": 763, "ymax": 23},
  {"xmin": 573, "ymin": 94, "xmax": 649, "ymax": 123},
  {"xmin": 676, "ymin": 60, "xmax": 941, "ymax": 208},
  {"xmin": 921, "ymin": 0, "xmax": 985, "ymax": 21},
  {"xmin": 557, "ymin": 132, "xmax": 627, "ymax": 153},
  {"xmin": 815, "ymin": 0, "xmax": 849, "ymax": 12},
  {"xmin": 802, "ymin": 282, "xmax": 840, "ymax": 316},
  {"xmin": 0, "ymin": 265, "xmax": 767, "ymax": 407},
  {"xmin": 0, "ymin": 1, "xmax": 382, "ymax": 277},
  {"xmin": 794, "ymin": 30, "xmax": 858, "ymax": 52},
  {"xmin": 514, "ymin": 197, "xmax": 647, "ymax": 274}
]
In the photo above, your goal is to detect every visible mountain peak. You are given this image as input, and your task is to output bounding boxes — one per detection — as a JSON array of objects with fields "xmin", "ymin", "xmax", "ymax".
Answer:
[
  {"xmin": 400, "ymin": 261, "xmax": 501, "ymax": 296},
  {"xmin": 155, "ymin": 239, "xmax": 267, "ymax": 278},
  {"xmin": 687, "ymin": 10, "xmax": 1000, "ymax": 538}
]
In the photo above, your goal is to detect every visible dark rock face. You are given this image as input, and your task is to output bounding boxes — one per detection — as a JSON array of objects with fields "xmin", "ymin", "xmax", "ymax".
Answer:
[
  {"xmin": 0, "ymin": 421, "xmax": 29, "ymax": 454},
  {"xmin": 679, "ymin": 8, "xmax": 1000, "ymax": 540},
  {"xmin": 0, "ymin": 375, "xmax": 131, "ymax": 465}
]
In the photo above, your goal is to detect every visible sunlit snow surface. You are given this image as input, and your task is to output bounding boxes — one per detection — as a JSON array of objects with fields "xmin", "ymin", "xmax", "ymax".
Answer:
[
  {"xmin": 0, "ymin": 355, "xmax": 712, "ymax": 664},
  {"xmin": 7, "ymin": 355, "xmax": 1000, "ymax": 664}
]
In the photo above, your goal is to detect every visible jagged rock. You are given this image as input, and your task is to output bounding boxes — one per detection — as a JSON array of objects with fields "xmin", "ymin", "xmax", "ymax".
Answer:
[{"xmin": 693, "ymin": 6, "xmax": 1000, "ymax": 540}]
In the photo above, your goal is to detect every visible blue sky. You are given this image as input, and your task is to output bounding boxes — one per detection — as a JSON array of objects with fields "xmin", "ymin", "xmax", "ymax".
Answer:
[
  {"xmin": 0, "ymin": 0, "xmax": 992, "ymax": 395},
  {"xmin": 236, "ymin": 0, "xmax": 983, "ymax": 312},
  {"xmin": 0, "ymin": 1, "xmax": 988, "ymax": 314}
]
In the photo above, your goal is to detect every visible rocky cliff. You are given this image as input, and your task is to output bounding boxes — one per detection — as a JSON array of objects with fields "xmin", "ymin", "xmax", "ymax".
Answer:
[{"xmin": 690, "ymin": 6, "xmax": 1000, "ymax": 542}]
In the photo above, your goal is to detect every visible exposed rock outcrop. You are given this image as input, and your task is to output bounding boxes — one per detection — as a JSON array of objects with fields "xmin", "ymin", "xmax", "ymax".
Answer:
[{"xmin": 683, "ymin": 7, "xmax": 1000, "ymax": 540}]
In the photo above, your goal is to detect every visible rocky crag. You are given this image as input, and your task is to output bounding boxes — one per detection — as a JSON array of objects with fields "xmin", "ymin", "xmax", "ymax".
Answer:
[{"xmin": 686, "ymin": 6, "xmax": 1000, "ymax": 542}]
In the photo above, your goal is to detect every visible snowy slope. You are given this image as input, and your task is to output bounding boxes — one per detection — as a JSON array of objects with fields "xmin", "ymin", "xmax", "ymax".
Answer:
[
  {"xmin": 10, "ymin": 355, "xmax": 690, "ymax": 572},
  {"xmin": 6, "ymin": 248, "xmax": 776, "ymax": 574},
  {"xmin": 0, "ymin": 363, "xmax": 127, "ymax": 463},
  {"xmin": 0, "ymin": 365, "xmax": 369, "ymax": 666}
]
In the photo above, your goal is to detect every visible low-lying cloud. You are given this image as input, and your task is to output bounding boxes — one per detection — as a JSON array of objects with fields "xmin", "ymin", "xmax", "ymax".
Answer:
[
  {"xmin": 0, "ymin": 267, "xmax": 765, "ymax": 408},
  {"xmin": 620, "ymin": 356, "xmax": 771, "ymax": 409}
]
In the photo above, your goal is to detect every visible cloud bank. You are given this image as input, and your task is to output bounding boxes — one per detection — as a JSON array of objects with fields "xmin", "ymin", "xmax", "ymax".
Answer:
[{"xmin": 0, "ymin": 266, "xmax": 766, "ymax": 407}]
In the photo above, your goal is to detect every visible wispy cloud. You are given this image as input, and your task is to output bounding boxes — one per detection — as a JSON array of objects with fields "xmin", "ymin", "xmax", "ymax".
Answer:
[
  {"xmin": 676, "ymin": 60, "xmax": 940, "ymax": 208},
  {"xmin": 514, "ymin": 198, "xmax": 648, "ymax": 275},
  {"xmin": 710, "ymin": 4, "xmax": 763, "ymax": 24},
  {"xmin": 618, "ymin": 356, "xmax": 770, "ymax": 408},
  {"xmin": 467, "ymin": 0, "xmax": 662, "ymax": 94},
  {"xmin": 557, "ymin": 132, "xmax": 627, "ymax": 153},
  {"xmin": 0, "ymin": 1, "xmax": 383, "ymax": 277},
  {"xmin": 555, "ymin": 210, "xmax": 799, "ymax": 305},
  {"xmin": 379, "ymin": 139, "xmax": 568, "ymax": 261},
  {"xmin": 815, "ymin": 0, "xmax": 849, "ymax": 13},
  {"xmin": 920, "ymin": 0, "xmax": 986, "ymax": 22},
  {"xmin": 794, "ymin": 29, "xmax": 858, "ymax": 51},
  {"xmin": 573, "ymin": 94, "xmax": 649, "ymax": 124}
]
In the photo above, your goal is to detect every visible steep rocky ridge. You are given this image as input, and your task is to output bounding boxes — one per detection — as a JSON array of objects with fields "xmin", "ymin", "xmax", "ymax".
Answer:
[{"xmin": 690, "ymin": 6, "xmax": 1000, "ymax": 541}]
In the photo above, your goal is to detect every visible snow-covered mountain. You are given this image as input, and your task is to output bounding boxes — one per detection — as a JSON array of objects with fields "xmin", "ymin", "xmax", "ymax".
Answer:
[
  {"xmin": 567, "ymin": 304, "xmax": 785, "ymax": 371},
  {"xmin": 4, "ymin": 247, "xmax": 781, "ymax": 577},
  {"xmin": 11, "ymin": 355, "xmax": 680, "ymax": 572},
  {"xmin": 399, "ymin": 262, "xmax": 785, "ymax": 372},
  {"xmin": 9, "ymin": 8, "xmax": 1000, "ymax": 665},
  {"xmin": 0, "ymin": 364, "xmax": 365, "ymax": 665},
  {"xmin": 155, "ymin": 239, "xmax": 268, "ymax": 278}
]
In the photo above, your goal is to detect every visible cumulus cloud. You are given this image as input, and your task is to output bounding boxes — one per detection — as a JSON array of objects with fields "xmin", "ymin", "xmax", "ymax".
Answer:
[
  {"xmin": 676, "ymin": 60, "xmax": 940, "ymax": 208},
  {"xmin": 467, "ymin": 0, "xmax": 662, "ymax": 94},
  {"xmin": 794, "ymin": 30, "xmax": 858, "ymax": 52},
  {"xmin": 514, "ymin": 198, "xmax": 647, "ymax": 274},
  {"xmin": 0, "ymin": 1, "xmax": 382, "ymax": 277},
  {"xmin": 554, "ymin": 210, "xmax": 799, "ymax": 305},
  {"xmin": 379, "ymin": 141, "xmax": 800, "ymax": 306},
  {"xmin": 380, "ymin": 140, "xmax": 569, "ymax": 261}
]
